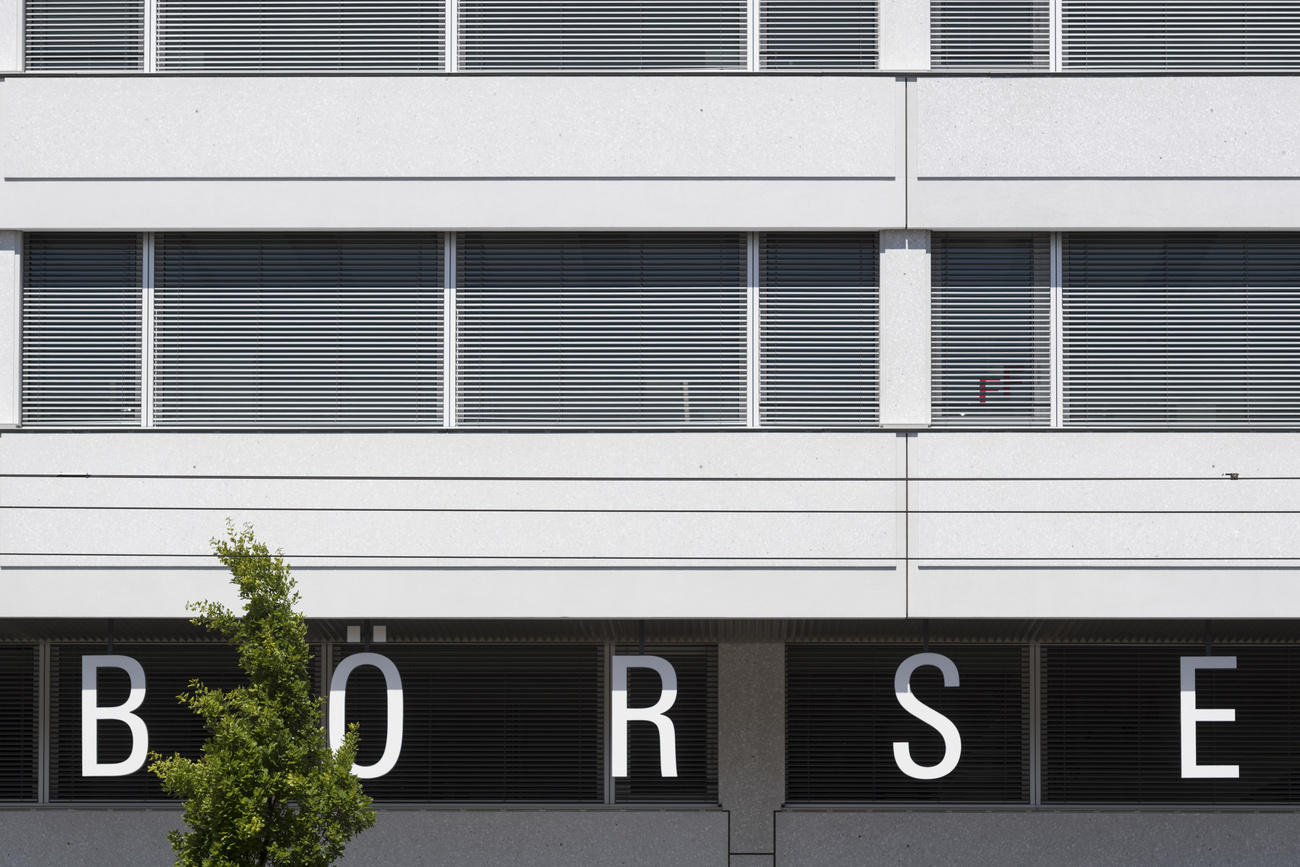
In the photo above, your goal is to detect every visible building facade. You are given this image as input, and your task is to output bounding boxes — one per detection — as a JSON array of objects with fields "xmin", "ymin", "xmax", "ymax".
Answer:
[{"xmin": 4, "ymin": 1, "xmax": 1300, "ymax": 864}]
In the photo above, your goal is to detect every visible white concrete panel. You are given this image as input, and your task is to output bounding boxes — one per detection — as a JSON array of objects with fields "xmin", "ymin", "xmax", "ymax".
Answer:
[
  {"xmin": 910, "ymin": 565, "xmax": 1300, "ymax": 618},
  {"xmin": 0, "ymin": 431, "xmax": 900, "ymax": 477},
  {"xmin": 5, "ymin": 477, "xmax": 894, "ymax": 512},
  {"xmin": 911, "ymin": 478, "xmax": 1300, "ymax": 513},
  {"xmin": 912, "ymin": 512, "xmax": 1300, "ymax": 559},
  {"xmin": 0, "ymin": 231, "xmax": 16, "ymax": 426},
  {"xmin": 878, "ymin": 230, "xmax": 931, "ymax": 427},
  {"xmin": 878, "ymin": 0, "xmax": 930, "ymax": 71},
  {"xmin": 914, "ymin": 77, "xmax": 1300, "ymax": 178},
  {"xmin": 909, "ymin": 178, "xmax": 1300, "ymax": 231},
  {"xmin": 0, "ymin": 178, "xmax": 902, "ymax": 231},
  {"xmin": 0, "ymin": 565, "xmax": 905, "ymax": 618},
  {"xmin": 2, "ymin": 76, "xmax": 896, "ymax": 178},
  {"xmin": 1, "ymin": 507, "xmax": 888, "ymax": 558}
]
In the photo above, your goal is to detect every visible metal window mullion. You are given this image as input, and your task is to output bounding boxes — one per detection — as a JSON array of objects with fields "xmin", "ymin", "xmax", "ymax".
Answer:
[
  {"xmin": 1029, "ymin": 640, "xmax": 1041, "ymax": 807},
  {"xmin": 746, "ymin": 231, "xmax": 759, "ymax": 427},
  {"xmin": 603, "ymin": 642, "xmax": 614, "ymax": 805},
  {"xmin": 144, "ymin": 0, "xmax": 157, "ymax": 72},
  {"xmin": 444, "ymin": 232, "xmax": 457, "ymax": 427},
  {"xmin": 746, "ymin": 0, "xmax": 759, "ymax": 70},
  {"xmin": 445, "ymin": 0, "xmax": 458, "ymax": 72},
  {"xmin": 1049, "ymin": 232, "xmax": 1063, "ymax": 428},
  {"xmin": 141, "ymin": 232, "xmax": 155, "ymax": 427},
  {"xmin": 37, "ymin": 639, "xmax": 49, "ymax": 804},
  {"xmin": 1049, "ymin": 0, "xmax": 1062, "ymax": 71}
]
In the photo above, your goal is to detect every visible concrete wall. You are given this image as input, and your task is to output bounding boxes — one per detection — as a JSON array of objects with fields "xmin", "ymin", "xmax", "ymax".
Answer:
[{"xmin": 0, "ymin": 431, "xmax": 906, "ymax": 619}]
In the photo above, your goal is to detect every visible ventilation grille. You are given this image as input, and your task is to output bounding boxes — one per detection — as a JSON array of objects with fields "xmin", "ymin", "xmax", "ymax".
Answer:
[
  {"xmin": 1043, "ymin": 645, "xmax": 1300, "ymax": 804},
  {"xmin": 456, "ymin": 233, "xmax": 746, "ymax": 428},
  {"xmin": 759, "ymin": 233, "xmax": 880, "ymax": 427},
  {"xmin": 337, "ymin": 644, "xmax": 604, "ymax": 802},
  {"xmin": 1062, "ymin": 1, "xmax": 1300, "ymax": 71},
  {"xmin": 22, "ymin": 234, "xmax": 143, "ymax": 428},
  {"xmin": 759, "ymin": 0, "xmax": 879, "ymax": 69},
  {"xmin": 24, "ymin": 0, "xmax": 144, "ymax": 70},
  {"xmin": 458, "ymin": 1, "xmax": 746, "ymax": 70},
  {"xmin": 0, "ymin": 646, "xmax": 38, "ymax": 802},
  {"xmin": 787, "ymin": 644, "xmax": 1029, "ymax": 803},
  {"xmin": 1063, "ymin": 233, "xmax": 1300, "ymax": 428},
  {"xmin": 931, "ymin": 0, "xmax": 1050, "ymax": 69},
  {"xmin": 155, "ymin": 1, "xmax": 446, "ymax": 71},
  {"xmin": 932, "ymin": 233, "xmax": 1051, "ymax": 428},
  {"xmin": 50, "ymin": 644, "xmax": 244, "ymax": 801},
  {"xmin": 614, "ymin": 646, "xmax": 718, "ymax": 804},
  {"xmin": 153, "ymin": 233, "xmax": 444, "ymax": 428}
]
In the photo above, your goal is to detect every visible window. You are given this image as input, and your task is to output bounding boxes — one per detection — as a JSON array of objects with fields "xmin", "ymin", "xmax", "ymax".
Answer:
[
  {"xmin": 1043, "ymin": 645, "xmax": 1300, "ymax": 803},
  {"xmin": 458, "ymin": 1, "xmax": 746, "ymax": 70},
  {"xmin": 931, "ymin": 0, "xmax": 1049, "ymax": 70},
  {"xmin": 24, "ymin": 0, "xmax": 144, "ymax": 70},
  {"xmin": 0, "ymin": 646, "xmax": 38, "ymax": 802},
  {"xmin": 456, "ymin": 232, "xmax": 747, "ymax": 427},
  {"xmin": 153, "ymin": 232, "xmax": 444, "ymax": 427},
  {"xmin": 1062, "ymin": 1, "xmax": 1300, "ymax": 71},
  {"xmin": 22, "ymin": 233, "xmax": 143, "ymax": 427},
  {"xmin": 786, "ymin": 644, "xmax": 1029, "ymax": 803},
  {"xmin": 155, "ymin": 1, "xmax": 446, "ymax": 72},
  {"xmin": 932, "ymin": 233, "xmax": 1051, "ymax": 427},
  {"xmin": 1063, "ymin": 233, "xmax": 1300, "ymax": 428},
  {"xmin": 759, "ymin": 233, "xmax": 880, "ymax": 426},
  {"xmin": 759, "ymin": 1, "xmax": 879, "ymax": 69},
  {"xmin": 336, "ymin": 644, "xmax": 604, "ymax": 802}
]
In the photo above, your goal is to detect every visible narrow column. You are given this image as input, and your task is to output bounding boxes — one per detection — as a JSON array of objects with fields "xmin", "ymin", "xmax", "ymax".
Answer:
[
  {"xmin": 878, "ymin": 0, "xmax": 932, "ymax": 71},
  {"xmin": 719, "ymin": 643, "xmax": 784, "ymax": 867},
  {"xmin": 0, "ymin": 232, "xmax": 18, "ymax": 427},
  {"xmin": 0, "ymin": 0, "xmax": 20, "ymax": 71},
  {"xmin": 879, "ymin": 230, "xmax": 932, "ymax": 428}
]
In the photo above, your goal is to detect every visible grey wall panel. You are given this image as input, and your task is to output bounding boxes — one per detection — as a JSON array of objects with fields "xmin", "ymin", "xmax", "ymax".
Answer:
[
  {"xmin": 775, "ymin": 810, "xmax": 1300, "ymax": 867},
  {"xmin": 0, "ymin": 808, "xmax": 729, "ymax": 867}
]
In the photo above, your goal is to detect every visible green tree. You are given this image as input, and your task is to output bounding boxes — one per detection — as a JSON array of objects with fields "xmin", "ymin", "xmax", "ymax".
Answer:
[{"xmin": 150, "ymin": 523, "xmax": 375, "ymax": 866}]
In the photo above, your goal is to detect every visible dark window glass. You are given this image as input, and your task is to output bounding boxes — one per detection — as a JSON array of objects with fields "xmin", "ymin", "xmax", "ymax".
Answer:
[
  {"xmin": 1043, "ymin": 645, "xmax": 1300, "ymax": 803},
  {"xmin": 336, "ymin": 644, "xmax": 604, "ymax": 802},
  {"xmin": 787, "ymin": 644, "xmax": 1029, "ymax": 803},
  {"xmin": 614, "ymin": 645, "xmax": 718, "ymax": 804},
  {"xmin": 0, "ymin": 646, "xmax": 39, "ymax": 801}
]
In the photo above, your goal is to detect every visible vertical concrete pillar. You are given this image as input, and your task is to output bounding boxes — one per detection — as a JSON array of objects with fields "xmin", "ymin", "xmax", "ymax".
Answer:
[
  {"xmin": 719, "ymin": 643, "xmax": 783, "ymax": 867},
  {"xmin": 0, "ymin": 231, "xmax": 17, "ymax": 427},
  {"xmin": 0, "ymin": 0, "xmax": 20, "ymax": 71},
  {"xmin": 879, "ymin": 0, "xmax": 932, "ymax": 71},
  {"xmin": 879, "ymin": 229, "xmax": 931, "ymax": 428}
]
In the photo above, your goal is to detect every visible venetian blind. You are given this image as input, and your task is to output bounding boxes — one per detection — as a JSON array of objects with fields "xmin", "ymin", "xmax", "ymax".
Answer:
[
  {"xmin": 932, "ymin": 233, "xmax": 1051, "ymax": 427},
  {"xmin": 1063, "ymin": 232, "xmax": 1300, "ymax": 428},
  {"xmin": 1062, "ymin": 1, "xmax": 1300, "ymax": 71},
  {"xmin": 153, "ymin": 233, "xmax": 444, "ymax": 428},
  {"xmin": 759, "ymin": 233, "xmax": 880, "ymax": 426},
  {"xmin": 786, "ymin": 644, "xmax": 1029, "ymax": 803},
  {"xmin": 931, "ymin": 0, "xmax": 1049, "ymax": 69},
  {"xmin": 1042, "ymin": 645, "xmax": 1300, "ymax": 804},
  {"xmin": 155, "ymin": 1, "xmax": 445, "ymax": 71},
  {"xmin": 336, "ymin": 644, "xmax": 604, "ymax": 802},
  {"xmin": 22, "ymin": 233, "xmax": 143, "ymax": 427},
  {"xmin": 0, "ymin": 646, "xmax": 39, "ymax": 802},
  {"xmin": 24, "ymin": 0, "xmax": 144, "ymax": 70},
  {"xmin": 457, "ymin": 1, "xmax": 747, "ymax": 70},
  {"xmin": 759, "ymin": 1, "xmax": 879, "ymax": 69},
  {"xmin": 456, "ymin": 233, "xmax": 747, "ymax": 428}
]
